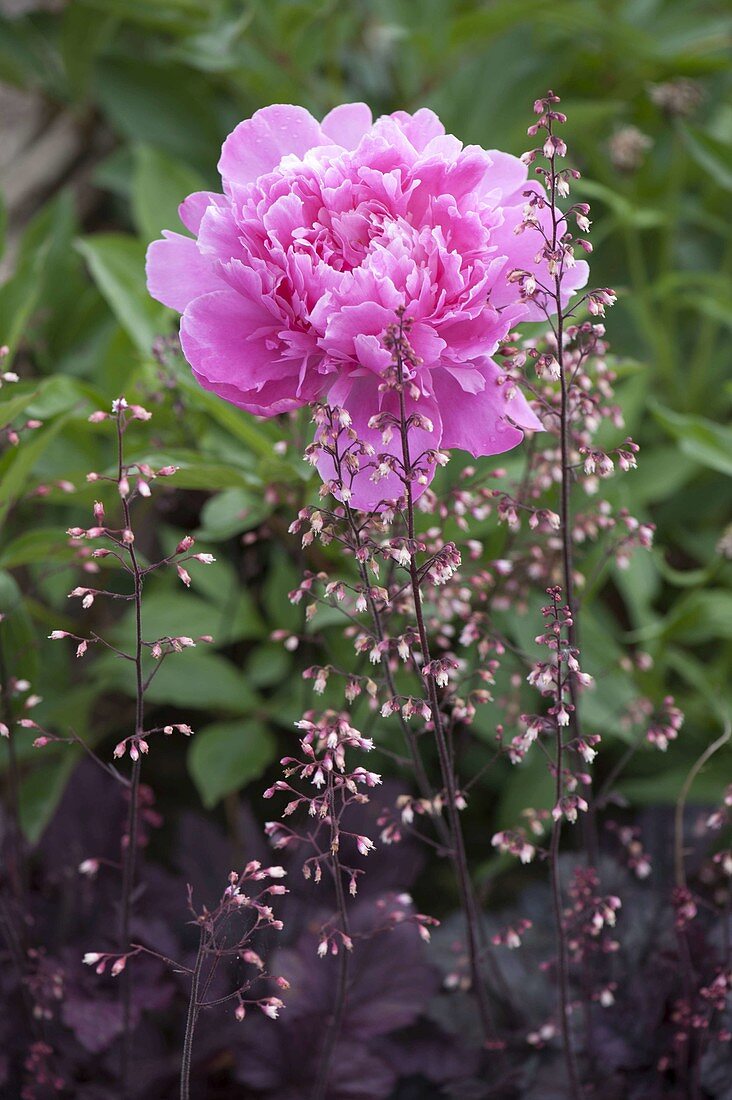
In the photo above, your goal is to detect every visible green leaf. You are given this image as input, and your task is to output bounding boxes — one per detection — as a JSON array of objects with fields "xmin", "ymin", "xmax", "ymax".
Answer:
[
  {"xmin": 177, "ymin": 376, "xmax": 291, "ymax": 460},
  {"xmin": 20, "ymin": 753, "xmax": 78, "ymax": 844},
  {"xmin": 0, "ymin": 528, "xmax": 69, "ymax": 570},
  {"xmin": 0, "ymin": 241, "xmax": 50, "ymax": 356},
  {"xmin": 651, "ymin": 403, "xmax": 732, "ymax": 478},
  {"xmin": 619, "ymin": 762, "xmax": 728, "ymax": 806},
  {"xmin": 575, "ymin": 178, "xmax": 666, "ymax": 230},
  {"xmin": 659, "ymin": 590, "xmax": 732, "ymax": 645},
  {"xmin": 188, "ymin": 719, "xmax": 276, "ymax": 808},
  {"xmin": 630, "ymin": 445, "xmax": 700, "ymax": 504},
  {"xmin": 197, "ymin": 488, "xmax": 271, "ymax": 541},
  {"xmin": 681, "ymin": 125, "xmax": 732, "ymax": 193},
  {"xmin": 95, "ymin": 56, "xmax": 221, "ymax": 169},
  {"xmin": 0, "ymin": 413, "xmax": 73, "ymax": 525},
  {"xmin": 244, "ymin": 644, "xmax": 292, "ymax": 689},
  {"xmin": 75, "ymin": 235, "xmax": 167, "ymax": 356},
  {"xmin": 126, "ymin": 449, "xmax": 258, "ymax": 491},
  {"xmin": 131, "ymin": 145, "xmax": 204, "ymax": 243},
  {"xmin": 113, "ymin": 586, "xmax": 264, "ymax": 649},
  {"xmin": 0, "ymin": 388, "xmax": 41, "ymax": 431},
  {"xmin": 101, "ymin": 649, "xmax": 260, "ymax": 713},
  {"xmin": 263, "ymin": 549, "xmax": 301, "ymax": 631},
  {"xmin": 450, "ymin": 0, "xmax": 545, "ymax": 46},
  {"xmin": 60, "ymin": 4, "xmax": 114, "ymax": 100}
]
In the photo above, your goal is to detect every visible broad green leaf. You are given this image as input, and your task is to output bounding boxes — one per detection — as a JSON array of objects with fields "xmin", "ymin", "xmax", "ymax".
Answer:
[
  {"xmin": 20, "ymin": 753, "xmax": 78, "ymax": 844},
  {"xmin": 112, "ymin": 587, "xmax": 264, "ymax": 649},
  {"xmin": 167, "ymin": 10, "xmax": 254, "ymax": 72},
  {"xmin": 630, "ymin": 446, "xmax": 700, "ymax": 504},
  {"xmin": 131, "ymin": 145, "xmax": 204, "ymax": 243},
  {"xmin": 177, "ymin": 376, "xmax": 293, "ymax": 461},
  {"xmin": 496, "ymin": 752, "xmax": 554, "ymax": 827},
  {"xmin": 60, "ymin": 4, "xmax": 114, "ymax": 100},
  {"xmin": 75, "ymin": 235, "xmax": 167, "ymax": 356},
  {"xmin": 263, "ymin": 549, "xmax": 301, "ymax": 631},
  {"xmin": 0, "ymin": 528, "xmax": 69, "ymax": 570},
  {"xmin": 0, "ymin": 388, "xmax": 41, "ymax": 431},
  {"xmin": 197, "ymin": 487, "xmax": 271, "ymax": 541},
  {"xmin": 575, "ymin": 178, "xmax": 666, "ymax": 230},
  {"xmin": 101, "ymin": 649, "xmax": 260, "ymax": 712},
  {"xmin": 125, "ymin": 449, "xmax": 258, "ymax": 491},
  {"xmin": 244, "ymin": 644, "xmax": 292, "ymax": 689},
  {"xmin": 95, "ymin": 56, "xmax": 221, "ymax": 169},
  {"xmin": 681, "ymin": 125, "xmax": 732, "ymax": 193},
  {"xmin": 581, "ymin": 668, "xmax": 639, "ymax": 739},
  {"xmin": 188, "ymin": 718, "xmax": 276, "ymax": 808},
  {"xmin": 651, "ymin": 403, "xmax": 732, "ymax": 478},
  {"xmin": 659, "ymin": 590, "xmax": 732, "ymax": 645},
  {"xmin": 27, "ymin": 374, "xmax": 96, "ymax": 419},
  {"xmin": 620, "ymin": 762, "xmax": 728, "ymax": 806},
  {"xmin": 0, "ymin": 413, "xmax": 73, "ymax": 525},
  {"xmin": 0, "ymin": 241, "xmax": 50, "ymax": 356},
  {"xmin": 450, "ymin": 0, "xmax": 546, "ymax": 45}
]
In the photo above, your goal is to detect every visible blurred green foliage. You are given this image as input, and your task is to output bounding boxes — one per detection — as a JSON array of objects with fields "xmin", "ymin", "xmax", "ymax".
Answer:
[{"xmin": 0, "ymin": 0, "xmax": 730, "ymax": 845}]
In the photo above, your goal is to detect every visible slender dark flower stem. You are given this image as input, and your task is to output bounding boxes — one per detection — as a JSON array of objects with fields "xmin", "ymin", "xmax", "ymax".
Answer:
[
  {"xmin": 673, "ymin": 721, "xmax": 731, "ymax": 891},
  {"xmin": 545, "ymin": 109, "xmax": 584, "ymax": 1100},
  {"xmin": 0, "ymin": 633, "xmax": 25, "ymax": 908},
  {"xmin": 670, "ymin": 720, "xmax": 732, "ymax": 1099},
  {"xmin": 116, "ymin": 411, "xmax": 146, "ymax": 1098},
  {"xmin": 548, "ymin": 630, "xmax": 582, "ymax": 1100},
  {"xmin": 393, "ymin": 343, "xmax": 496, "ymax": 1045},
  {"xmin": 180, "ymin": 934, "xmax": 205, "ymax": 1100},
  {"xmin": 312, "ymin": 770, "xmax": 351, "ymax": 1100}
]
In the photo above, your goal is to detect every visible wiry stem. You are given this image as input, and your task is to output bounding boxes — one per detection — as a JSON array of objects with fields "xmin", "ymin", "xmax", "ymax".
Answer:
[
  {"xmin": 392, "ymin": 337, "xmax": 497, "ymax": 1047},
  {"xmin": 180, "ymin": 934, "xmax": 205, "ymax": 1100},
  {"xmin": 116, "ymin": 412, "xmax": 146, "ymax": 1098},
  {"xmin": 674, "ymin": 721, "xmax": 731, "ymax": 890},
  {"xmin": 0, "ymin": 633, "xmax": 25, "ymax": 910},
  {"xmin": 312, "ymin": 770, "xmax": 351, "ymax": 1100},
  {"xmin": 548, "ymin": 628, "xmax": 582, "ymax": 1100},
  {"xmin": 546, "ymin": 104, "xmax": 584, "ymax": 1100}
]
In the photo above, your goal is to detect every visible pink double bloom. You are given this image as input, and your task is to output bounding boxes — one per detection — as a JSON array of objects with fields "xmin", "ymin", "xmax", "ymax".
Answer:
[{"xmin": 147, "ymin": 102, "xmax": 587, "ymax": 508}]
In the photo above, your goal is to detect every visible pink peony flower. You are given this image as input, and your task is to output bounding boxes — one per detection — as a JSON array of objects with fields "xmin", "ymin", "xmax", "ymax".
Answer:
[{"xmin": 147, "ymin": 103, "xmax": 587, "ymax": 509}]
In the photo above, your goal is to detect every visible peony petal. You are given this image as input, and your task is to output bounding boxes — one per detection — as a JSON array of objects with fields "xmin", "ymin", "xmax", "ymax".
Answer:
[
  {"xmin": 389, "ymin": 108, "xmax": 446, "ymax": 152},
  {"xmin": 218, "ymin": 105, "xmax": 325, "ymax": 189},
  {"xmin": 178, "ymin": 191, "xmax": 228, "ymax": 235},
  {"xmin": 191, "ymin": 370, "xmax": 308, "ymax": 417},
  {"xmin": 484, "ymin": 150, "xmax": 528, "ymax": 198},
  {"xmin": 321, "ymin": 102, "xmax": 373, "ymax": 149},
  {"xmin": 435, "ymin": 359, "xmax": 542, "ymax": 457},
  {"xmin": 145, "ymin": 232, "xmax": 221, "ymax": 313},
  {"xmin": 180, "ymin": 289, "xmax": 308, "ymax": 414}
]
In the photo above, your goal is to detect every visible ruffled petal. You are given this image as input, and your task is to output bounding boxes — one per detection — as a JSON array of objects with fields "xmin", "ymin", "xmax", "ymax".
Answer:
[
  {"xmin": 321, "ymin": 102, "xmax": 373, "ymax": 149},
  {"xmin": 483, "ymin": 150, "xmax": 528, "ymax": 198},
  {"xmin": 145, "ymin": 232, "xmax": 221, "ymax": 313},
  {"xmin": 389, "ymin": 108, "xmax": 446, "ymax": 152},
  {"xmin": 180, "ymin": 289, "xmax": 307, "ymax": 415},
  {"xmin": 178, "ymin": 191, "xmax": 228, "ymax": 234},
  {"xmin": 435, "ymin": 358, "xmax": 542, "ymax": 457},
  {"xmin": 218, "ymin": 104, "xmax": 325, "ymax": 189}
]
